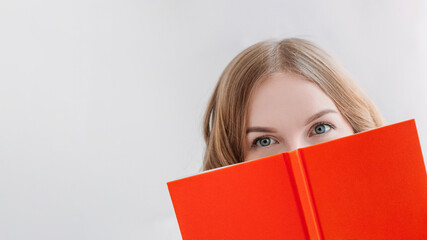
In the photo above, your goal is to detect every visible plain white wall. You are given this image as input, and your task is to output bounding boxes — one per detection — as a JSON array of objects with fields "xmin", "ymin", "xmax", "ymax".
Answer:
[{"xmin": 0, "ymin": 0, "xmax": 426, "ymax": 239}]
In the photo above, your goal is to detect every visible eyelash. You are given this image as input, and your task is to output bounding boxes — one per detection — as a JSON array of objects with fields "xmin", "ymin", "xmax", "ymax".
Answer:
[
  {"xmin": 250, "ymin": 122, "xmax": 335, "ymax": 148},
  {"xmin": 308, "ymin": 122, "xmax": 335, "ymax": 137}
]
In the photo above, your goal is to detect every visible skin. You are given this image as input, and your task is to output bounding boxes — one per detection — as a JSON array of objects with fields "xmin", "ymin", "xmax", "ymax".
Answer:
[{"xmin": 244, "ymin": 71, "xmax": 355, "ymax": 162}]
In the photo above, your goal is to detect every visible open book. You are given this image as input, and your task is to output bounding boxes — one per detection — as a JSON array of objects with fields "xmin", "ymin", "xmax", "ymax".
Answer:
[{"xmin": 167, "ymin": 119, "xmax": 427, "ymax": 239}]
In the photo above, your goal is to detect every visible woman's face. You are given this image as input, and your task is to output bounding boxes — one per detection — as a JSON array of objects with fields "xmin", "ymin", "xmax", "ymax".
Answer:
[{"xmin": 244, "ymin": 71, "xmax": 354, "ymax": 162}]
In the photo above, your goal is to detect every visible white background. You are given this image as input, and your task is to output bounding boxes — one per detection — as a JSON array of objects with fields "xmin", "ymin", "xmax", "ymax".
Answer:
[{"xmin": 0, "ymin": 0, "xmax": 426, "ymax": 239}]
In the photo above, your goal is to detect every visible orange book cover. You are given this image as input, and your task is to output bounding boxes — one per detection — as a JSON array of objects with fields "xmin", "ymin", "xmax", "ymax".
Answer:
[{"xmin": 167, "ymin": 119, "xmax": 427, "ymax": 239}]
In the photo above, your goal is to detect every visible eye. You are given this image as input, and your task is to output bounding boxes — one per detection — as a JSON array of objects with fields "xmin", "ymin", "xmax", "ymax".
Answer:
[
  {"xmin": 310, "ymin": 122, "xmax": 334, "ymax": 136},
  {"xmin": 252, "ymin": 136, "xmax": 277, "ymax": 148}
]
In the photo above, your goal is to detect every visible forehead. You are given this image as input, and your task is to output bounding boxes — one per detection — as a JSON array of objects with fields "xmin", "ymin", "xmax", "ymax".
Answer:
[{"xmin": 246, "ymin": 72, "xmax": 338, "ymax": 127}]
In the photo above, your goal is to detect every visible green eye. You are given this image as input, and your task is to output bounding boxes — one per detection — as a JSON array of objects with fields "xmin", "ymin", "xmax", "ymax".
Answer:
[
  {"xmin": 311, "ymin": 123, "xmax": 333, "ymax": 135},
  {"xmin": 254, "ymin": 137, "xmax": 276, "ymax": 147}
]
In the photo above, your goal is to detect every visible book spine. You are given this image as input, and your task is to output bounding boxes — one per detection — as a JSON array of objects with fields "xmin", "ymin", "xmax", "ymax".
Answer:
[{"xmin": 288, "ymin": 150, "xmax": 323, "ymax": 240}]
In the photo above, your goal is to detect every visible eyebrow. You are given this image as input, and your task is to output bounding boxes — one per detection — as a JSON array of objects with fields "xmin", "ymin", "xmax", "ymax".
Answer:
[
  {"xmin": 304, "ymin": 109, "xmax": 338, "ymax": 126},
  {"xmin": 246, "ymin": 126, "xmax": 278, "ymax": 134},
  {"xmin": 246, "ymin": 109, "xmax": 338, "ymax": 134}
]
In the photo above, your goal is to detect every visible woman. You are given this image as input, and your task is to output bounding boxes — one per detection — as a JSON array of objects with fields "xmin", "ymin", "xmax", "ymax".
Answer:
[{"xmin": 202, "ymin": 38, "xmax": 385, "ymax": 171}]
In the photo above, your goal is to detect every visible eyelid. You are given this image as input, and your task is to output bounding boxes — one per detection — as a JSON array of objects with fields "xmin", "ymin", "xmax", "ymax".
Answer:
[
  {"xmin": 250, "ymin": 135, "xmax": 278, "ymax": 148},
  {"xmin": 308, "ymin": 121, "xmax": 335, "ymax": 137}
]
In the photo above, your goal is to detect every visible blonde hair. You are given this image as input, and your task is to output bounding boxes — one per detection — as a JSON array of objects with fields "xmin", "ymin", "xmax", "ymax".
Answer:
[{"xmin": 202, "ymin": 38, "xmax": 385, "ymax": 171}]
